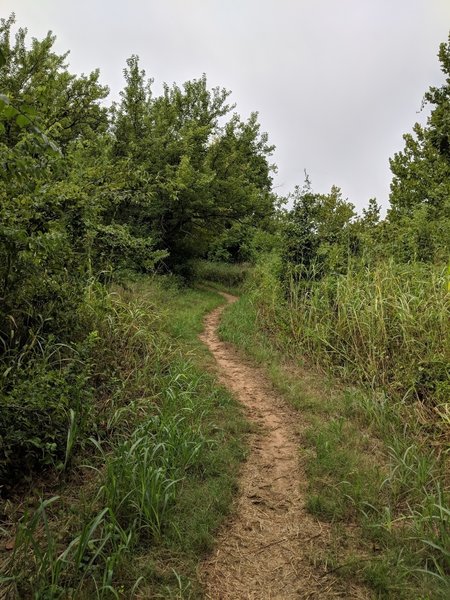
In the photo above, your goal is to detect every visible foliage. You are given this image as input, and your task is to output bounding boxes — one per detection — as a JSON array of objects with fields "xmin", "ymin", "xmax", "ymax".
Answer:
[
  {"xmin": 192, "ymin": 259, "xmax": 251, "ymax": 290},
  {"xmin": 0, "ymin": 12, "xmax": 273, "ymax": 489},
  {"xmin": 388, "ymin": 33, "xmax": 450, "ymax": 262},
  {"xmin": 281, "ymin": 176, "xmax": 359, "ymax": 279},
  {"xmin": 247, "ymin": 256, "xmax": 450, "ymax": 408},
  {"xmin": 109, "ymin": 58, "xmax": 276, "ymax": 270},
  {"xmin": 0, "ymin": 14, "xmax": 107, "ymax": 358},
  {"xmin": 0, "ymin": 11, "xmax": 275, "ymax": 360},
  {"xmin": 0, "ymin": 338, "xmax": 95, "ymax": 484}
]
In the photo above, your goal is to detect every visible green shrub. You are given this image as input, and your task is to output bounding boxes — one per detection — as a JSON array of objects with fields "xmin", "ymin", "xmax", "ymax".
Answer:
[{"xmin": 0, "ymin": 343, "xmax": 94, "ymax": 484}]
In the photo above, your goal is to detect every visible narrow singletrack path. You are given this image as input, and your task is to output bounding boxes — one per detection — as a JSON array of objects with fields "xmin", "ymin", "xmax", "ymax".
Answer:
[{"xmin": 199, "ymin": 293, "xmax": 369, "ymax": 599}]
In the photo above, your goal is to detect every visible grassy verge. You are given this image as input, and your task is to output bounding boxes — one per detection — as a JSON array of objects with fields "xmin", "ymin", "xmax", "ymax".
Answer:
[
  {"xmin": 1, "ymin": 278, "xmax": 247, "ymax": 598},
  {"xmin": 218, "ymin": 289, "xmax": 450, "ymax": 599}
]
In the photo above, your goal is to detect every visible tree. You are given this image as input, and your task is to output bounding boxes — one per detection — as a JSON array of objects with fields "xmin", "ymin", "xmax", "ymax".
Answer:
[
  {"xmin": 0, "ymin": 14, "xmax": 114, "ymax": 350},
  {"xmin": 112, "ymin": 54, "xmax": 151, "ymax": 158},
  {"xmin": 282, "ymin": 177, "xmax": 356, "ymax": 280},
  {"xmin": 0, "ymin": 15, "xmax": 109, "ymax": 150},
  {"xmin": 388, "ymin": 34, "xmax": 450, "ymax": 262},
  {"xmin": 110, "ymin": 61, "xmax": 276, "ymax": 270}
]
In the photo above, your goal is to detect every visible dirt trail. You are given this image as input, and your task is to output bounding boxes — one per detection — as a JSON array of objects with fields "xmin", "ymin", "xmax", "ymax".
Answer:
[{"xmin": 199, "ymin": 293, "xmax": 369, "ymax": 600}]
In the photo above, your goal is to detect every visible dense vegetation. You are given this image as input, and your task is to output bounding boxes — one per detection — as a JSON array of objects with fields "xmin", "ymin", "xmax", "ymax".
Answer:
[
  {"xmin": 0, "ymin": 13, "xmax": 273, "ymax": 484},
  {"xmin": 0, "ymin": 12, "xmax": 449, "ymax": 599},
  {"xmin": 0, "ymin": 14, "xmax": 264, "ymax": 596},
  {"xmin": 220, "ymin": 281, "xmax": 449, "ymax": 598}
]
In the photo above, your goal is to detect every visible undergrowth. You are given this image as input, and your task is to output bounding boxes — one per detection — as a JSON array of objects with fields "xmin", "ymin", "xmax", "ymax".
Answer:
[
  {"xmin": 191, "ymin": 260, "xmax": 250, "ymax": 294},
  {"xmin": 0, "ymin": 278, "xmax": 247, "ymax": 598},
  {"xmin": 218, "ymin": 260, "xmax": 450, "ymax": 599}
]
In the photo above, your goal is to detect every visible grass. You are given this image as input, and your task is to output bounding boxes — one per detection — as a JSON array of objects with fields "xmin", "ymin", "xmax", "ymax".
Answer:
[
  {"xmin": 286, "ymin": 261, "xmax": 449, "ymax": 409},
  {"xmin": 191, "ymin": 260, "xmax": 250, "ymax": 295},
  {"xmin": 1, "ymin": 277, "xmax": 247, "ymax": 598},
  {"xmin": 218, "ymin": 272, "xmax": 450, "ymax": 599},
  {"xmin": 3, "ymin": 258, "xmax": 448, "ymax": 597}
]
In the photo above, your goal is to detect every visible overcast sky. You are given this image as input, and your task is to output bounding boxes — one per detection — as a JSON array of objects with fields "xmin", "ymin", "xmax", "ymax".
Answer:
[{"xmin": 2, "ymin": 0, "xmax": 450, "ymax": 212}]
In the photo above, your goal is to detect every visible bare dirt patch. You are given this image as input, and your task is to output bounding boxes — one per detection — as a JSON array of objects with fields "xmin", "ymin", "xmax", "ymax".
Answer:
[{"xmin": 199, "ymin": 293, "xmax": 370, "ymax": 599}]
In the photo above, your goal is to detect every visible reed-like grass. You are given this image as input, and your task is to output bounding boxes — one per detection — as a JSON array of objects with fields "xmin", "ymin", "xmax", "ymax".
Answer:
[
  {"xmin": 254, "ymin": 258, "xmax": 449, "ymax": 410},
  {"xmin": 192, "ymin": 259, "xmax": 251, "ymax": 291}
]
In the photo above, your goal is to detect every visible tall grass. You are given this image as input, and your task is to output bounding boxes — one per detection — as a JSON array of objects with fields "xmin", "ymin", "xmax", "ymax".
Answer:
[
  {"xmin": 192, "ymin": 259, "xmax": 250, "ymax": 291},
  {"xmin": 254, "ymin": 258, "xmax": 449, "ymax": 410},
  {"xmin": 97, "ymin": 405, "xmax": 208, "ymax": 540},
  {"xmin": 7, "ymin": 498, "xmax": 139, "ymax": 598},
  {"xmin": 219, "ymin": 255, "xmax": 450, "ymax": 598}
]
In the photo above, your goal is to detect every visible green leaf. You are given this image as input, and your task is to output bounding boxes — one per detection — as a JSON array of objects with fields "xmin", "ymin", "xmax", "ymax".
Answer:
[
  {"xmin": 48, "ymin": 139, "xmax": 62, "ymax": 154},
  {"xmin": 3, "ymin": 105, "xmax": 18, "ymax": 119},
  {"xmin": 16, "ymin": 114, "xmax": 30, "ymax": 128},
  {"xmin": 0, "ymin": 48, "xmax": 6, "ymax": 68},
  {"xmin": 22, "ymin": 105, "xmax": 37, "ymax": 118}
]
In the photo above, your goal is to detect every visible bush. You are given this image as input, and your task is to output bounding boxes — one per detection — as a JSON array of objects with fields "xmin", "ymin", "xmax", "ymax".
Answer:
[{"xmin": 0, "ymin": 342, "xmax": 94, "ymax": 484}]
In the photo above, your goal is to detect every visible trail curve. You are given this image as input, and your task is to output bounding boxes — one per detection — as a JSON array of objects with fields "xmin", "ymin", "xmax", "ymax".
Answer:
[{"xmin": 199, "ymin": 292, "xmax": 369, "ymax": 599}]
